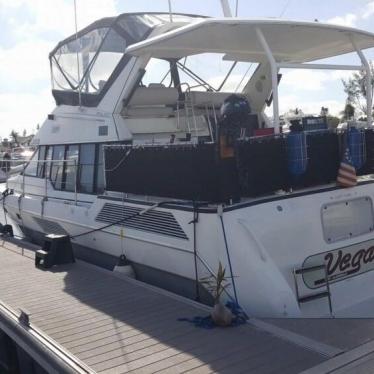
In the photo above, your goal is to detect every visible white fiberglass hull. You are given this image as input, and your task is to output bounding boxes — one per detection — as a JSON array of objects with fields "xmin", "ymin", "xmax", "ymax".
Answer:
[{"xmin": 5, "ymin": 176, "xmax": 374, "ymax": 318}]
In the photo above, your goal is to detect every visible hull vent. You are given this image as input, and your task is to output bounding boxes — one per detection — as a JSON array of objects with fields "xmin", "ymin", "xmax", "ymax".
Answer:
[{"xmin": 96, "ymin": 203, "xmax": 188, "ymax": 240}]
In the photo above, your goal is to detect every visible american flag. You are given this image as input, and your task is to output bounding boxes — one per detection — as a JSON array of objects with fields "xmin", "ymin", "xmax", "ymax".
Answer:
[{"xmin": 337, "ymin": 148, "xmax": 357, "ymax": 188}]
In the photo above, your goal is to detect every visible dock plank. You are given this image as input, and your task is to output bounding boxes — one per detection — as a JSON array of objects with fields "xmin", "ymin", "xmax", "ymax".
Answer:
[{"xmin": 0, "ymin": 240, "xmax": 329, "ymax": 373}]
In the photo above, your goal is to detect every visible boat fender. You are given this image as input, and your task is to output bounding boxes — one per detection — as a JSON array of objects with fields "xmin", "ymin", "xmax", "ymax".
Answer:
[{"xmin": 113, "ymin": 255, "xmax": 135, "ymax": 278}]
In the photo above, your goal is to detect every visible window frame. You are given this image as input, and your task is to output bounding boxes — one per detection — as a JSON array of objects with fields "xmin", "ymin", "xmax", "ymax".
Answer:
[{"xmin": 37, "ymin": 141, "xmax": 129, "ymax": 194}]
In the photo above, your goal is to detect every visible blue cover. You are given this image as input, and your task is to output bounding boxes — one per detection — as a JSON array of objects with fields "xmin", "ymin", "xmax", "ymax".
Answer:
[
  {"xmin": 348, "ymin": 127, "xmax": 365, "ymax": 170},
  {"xmin": 287, "ymin": 132, "xmax": 308, "ymax": 176}
]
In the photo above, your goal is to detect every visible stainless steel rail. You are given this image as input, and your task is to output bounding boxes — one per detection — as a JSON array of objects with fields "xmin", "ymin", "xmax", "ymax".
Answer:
[{"xmin": 8, "ymin": 159, "xmax": 80, "ymax": 206}]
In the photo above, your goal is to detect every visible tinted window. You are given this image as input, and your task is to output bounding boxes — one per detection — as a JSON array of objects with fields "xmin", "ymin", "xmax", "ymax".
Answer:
[
  {"xmin": 64, "ymin": 145, "xmax": 79, "ymax": 191},
  {"xmin": 79, "ymin": 144, "xmax": 95, "ymax": 193},
  {"xmin": 44, "ymin": 146, "xmax": 53, "ymax": 179},
  {"xmin": 51, "ymin": 146, "xmax": 65, "ymax": 190}
]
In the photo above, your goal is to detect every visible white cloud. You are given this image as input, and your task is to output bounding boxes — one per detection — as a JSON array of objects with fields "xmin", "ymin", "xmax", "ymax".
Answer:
[
  {"xmin": 1, "ymin": 0, "xmax": 118, "ymax": 40},
  {"xmin": 326, "ymin": 13, "xmax": 357, "ymax": 27},
  {"xmin": 281, "ymin": 70, "xmax": 352, "ymax": 91},
  {"xmin": 362, "ymin": 1, "xmax": 374, "ymax": 19},
  {"xmin": 325, "ymin": 1, "xmax": 374, "ymax": 27},
  {"xmin": 0, "ymin": 40, "xmax": 53, "ymax": 83},
  {"xmin": 0, "ymin": 0, "xmax": 117, "ymax": 137},
  {"xmin": 265, "ymin": 94, "xmax": 344, "ymax": 117},
  {"xmin": 276, "ymin": 70, "xmax": 352, "ymax": 117},
  {"xmin": 0, "ymin": 91, "xmax": 55, "ymax": 138}
]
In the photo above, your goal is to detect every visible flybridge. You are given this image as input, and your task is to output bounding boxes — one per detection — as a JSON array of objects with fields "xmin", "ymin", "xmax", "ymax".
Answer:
[{"xmin": 126, "ymin": 18, "xmax": 374, "ymax": 131}]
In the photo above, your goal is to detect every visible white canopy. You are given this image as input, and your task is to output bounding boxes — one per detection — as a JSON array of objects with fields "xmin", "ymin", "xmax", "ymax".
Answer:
[{"xmin": 126, "ymin": 18, "xmax": 374, "ymax": 63}]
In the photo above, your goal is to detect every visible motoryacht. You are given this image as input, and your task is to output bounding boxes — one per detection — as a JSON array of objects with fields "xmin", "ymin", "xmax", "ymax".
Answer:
[{"xmin": 5, "ymin": 11, "xmax": 374, "ymax": 317}]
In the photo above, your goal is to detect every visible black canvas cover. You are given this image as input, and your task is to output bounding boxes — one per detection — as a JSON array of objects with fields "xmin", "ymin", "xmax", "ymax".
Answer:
[
  {"xmin": 297, "ymin": 131, "xmax": 340, "ymax": 187},
  {"xmin": 359, "ymin": 129, "xmax": 374, "ymax": 175},
  {"xmin": 104, "ymin": 143, "xmax": 239, "ymax": 202},
  {"xmin": 235, "ymin": 136, "xmax": 288, "ymax": 196}
]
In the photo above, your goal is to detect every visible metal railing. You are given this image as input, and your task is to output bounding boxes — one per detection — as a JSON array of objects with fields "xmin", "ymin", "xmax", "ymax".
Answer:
[
  {"xmin": 8, "ymin": 159, "xmax": 80, "ymax": 205},
  {"xmin": 176, "ymin": 82, "xmax": 218, "ymax": 142}
]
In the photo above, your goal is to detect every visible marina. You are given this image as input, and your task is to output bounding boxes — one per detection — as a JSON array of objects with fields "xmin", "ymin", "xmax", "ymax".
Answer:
[
  {"xmin": 2, "ymin": 0, "xmax": 374, "ymax": 372},
  {"xmin": 1, "ymin": 237, "xmax": 374, "ymax": 373}
]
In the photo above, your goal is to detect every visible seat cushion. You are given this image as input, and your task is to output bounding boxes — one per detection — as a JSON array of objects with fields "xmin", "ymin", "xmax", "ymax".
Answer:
[
  {"xmin": 188, "ymin": 91, "xmax": 236, "ymax": 108},
  {"xmin": 129, "ymin": 87, "xmax": 178, "ymax": 106},
  {"xmin": 124, "ymin": 106, "xmax": 174, "ymax": 118}
]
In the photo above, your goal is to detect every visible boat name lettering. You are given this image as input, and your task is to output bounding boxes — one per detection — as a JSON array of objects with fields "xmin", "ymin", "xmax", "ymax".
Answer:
[
  {"xmin": 324, "ymin": 246, "xmax": 374, "ymax": 276},
  {"xmin": 302, "ymin": 239, "xmax": 374, "ymax": 289}
]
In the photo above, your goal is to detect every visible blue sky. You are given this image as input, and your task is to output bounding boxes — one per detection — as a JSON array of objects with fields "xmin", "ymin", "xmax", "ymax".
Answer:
[{"xmin": 0, "ymin": 0, "xmax": 374, "ymax": 138}]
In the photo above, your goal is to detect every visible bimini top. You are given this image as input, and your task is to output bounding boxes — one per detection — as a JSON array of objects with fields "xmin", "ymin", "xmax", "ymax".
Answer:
[
  {"xmin": 49, "ymin": 12, "xmax": 206, "ymax": 107},
  {"xmin": 126, "ymin": 18, "xmax": 374, "ymax": 62}
]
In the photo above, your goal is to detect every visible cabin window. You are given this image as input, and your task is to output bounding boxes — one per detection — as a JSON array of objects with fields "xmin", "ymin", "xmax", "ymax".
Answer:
[
  {"xmin": 79, "ymin": 144, "xmax": 95, "ymax": 193},
  {"xmin": 46, "ymin": 142, "xmax": 125, "ymax": 193},
  {"xmin": 44, "ymin": 146, "xmax": 53, "ymax": 178},
  {"xmin": 50, "ymin": 146, "xmax": 65, "ymax": 189},
  {"xmin": 64, "ymin": 145, "xmax": 79, "ymax": 191},
  {"xmin": 23, "ymin": 150, "xmax": 39, "ymax": 177},
  {"xmin": 37, "ymin": 146, "xmax": 47, "ymax": 177}
]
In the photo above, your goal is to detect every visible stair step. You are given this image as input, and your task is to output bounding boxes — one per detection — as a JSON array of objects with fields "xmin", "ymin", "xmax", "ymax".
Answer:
[
  {"xmin": 298, "ymin": 291, "xmax": 330, "ymax": 303},
  {"xmin": 36, "ymin": 249, "xmax": 48, "ymax": 257}
]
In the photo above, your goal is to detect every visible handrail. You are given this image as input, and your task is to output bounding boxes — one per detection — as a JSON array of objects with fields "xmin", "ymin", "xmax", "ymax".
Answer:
[
  {"xmin": 176, "ymin": 82, "xmax": 218, "ymax": 141},
  {"xmin": 11, "ymin": 159, "xmax": 80, "ymax": 206}
]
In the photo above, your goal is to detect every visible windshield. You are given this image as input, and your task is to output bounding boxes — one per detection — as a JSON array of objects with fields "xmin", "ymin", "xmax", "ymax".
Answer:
[
  {"xmin": 141, "ymin": 53, "xmax": 258, "ymax": 93},
  {"xmin": 51, "ymin": 27, "xmax": 115, "ymax": 92},
  {"xmin": 49, "ymin": 13, "xmax": 206, "ymax": 106}
]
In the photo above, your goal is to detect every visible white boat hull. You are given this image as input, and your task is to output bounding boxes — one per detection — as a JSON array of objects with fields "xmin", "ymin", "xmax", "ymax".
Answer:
[{"xmin": 6, "ymin": 175, "xmax": 374, "ymax": 318}]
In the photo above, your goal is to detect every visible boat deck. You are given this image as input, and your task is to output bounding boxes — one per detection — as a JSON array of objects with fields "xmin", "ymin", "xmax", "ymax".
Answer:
[{"xmin": 0, "ymin": 238, "xmax": 374, "ymax": 373}]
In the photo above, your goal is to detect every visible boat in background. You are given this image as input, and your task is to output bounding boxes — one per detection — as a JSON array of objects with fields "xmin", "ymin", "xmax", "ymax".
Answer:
[
  {"xmin": 10, "ymin": 146, "xmax": 35, "ymax": 166},
  {"xmin": 0, "ymin": 147, "xmax": 35, "ymax": 182}
]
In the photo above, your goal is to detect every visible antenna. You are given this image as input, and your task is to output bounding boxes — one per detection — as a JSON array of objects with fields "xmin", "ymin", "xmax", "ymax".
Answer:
[
  {"xmin": 235, "ymin": 0, "xmax": 239, "ymax": 17},
  {"xmin": 167, "ymin": 0, "xmax": 173, "ymax": 22},
  {"xmin": 73, "ymin": 0, "xmax": 82, "ymax": 107}
]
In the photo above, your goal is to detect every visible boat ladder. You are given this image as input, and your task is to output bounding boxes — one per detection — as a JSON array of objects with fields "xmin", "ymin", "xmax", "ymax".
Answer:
[{"xmin": 293, "ymin": 264, "xmax": 333, "ymax": 316}]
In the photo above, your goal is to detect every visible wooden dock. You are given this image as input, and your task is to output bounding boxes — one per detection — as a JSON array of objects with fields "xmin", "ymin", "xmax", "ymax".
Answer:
[{"xmin": 0, "ymin": 238, "xmax": 374, "ymax": 373}]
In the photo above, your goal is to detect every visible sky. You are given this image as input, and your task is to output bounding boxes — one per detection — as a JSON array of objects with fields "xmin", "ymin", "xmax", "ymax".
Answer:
[{"xmin": 0, "ymin": 0, "xmax": 374, "ymax": 138}]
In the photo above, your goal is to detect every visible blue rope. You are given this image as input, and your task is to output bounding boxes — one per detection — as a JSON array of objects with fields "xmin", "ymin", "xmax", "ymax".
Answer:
[{"xmin": 178, "ymin": 301, "xmax": 247, "ymax": 329}]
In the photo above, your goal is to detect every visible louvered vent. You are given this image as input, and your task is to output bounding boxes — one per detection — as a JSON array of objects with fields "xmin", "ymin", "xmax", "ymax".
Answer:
[
  {"xmin": 33, "ymin": 217, "xmax": 68, "ymax": 236},
  {"xmin": 96, "ymin": 203, "xmax": 188, "ymax": 240}
]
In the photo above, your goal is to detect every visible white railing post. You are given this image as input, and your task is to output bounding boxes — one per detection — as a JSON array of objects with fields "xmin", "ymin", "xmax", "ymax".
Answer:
[
  {"xmin": 350, "ymin": 36, "xmax": 373, "ymax": 126},
  {"xmin": 256, "ymin": 27, "xmax": 280, "ymax": 134},
  {"xmin": 220, "ymin": 0, "xmax": 233, "ymax": 17}
]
